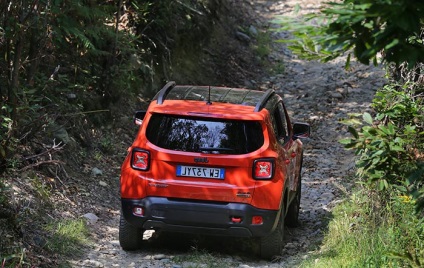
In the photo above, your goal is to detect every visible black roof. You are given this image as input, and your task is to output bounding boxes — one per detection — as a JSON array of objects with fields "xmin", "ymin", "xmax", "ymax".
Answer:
[{"xmin": 153, "ymin": 81, "xmax": 276, "ymax": 112}]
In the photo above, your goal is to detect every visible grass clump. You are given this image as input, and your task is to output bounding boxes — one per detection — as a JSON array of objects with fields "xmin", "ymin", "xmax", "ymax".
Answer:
[
  {"xmin": 254, "ymin": 31, "xmax": 272, "ymax": 60},
  {"xmin": 299, "ymin": 187, "xmax": 424, "ymax": 267},
  {"xmin": 251, "ymin": 30, "xmax": 286, "ymax": 75},
  {"xmin": 45, "ymin": 218, "xmax": 90, "ymax": 256}
]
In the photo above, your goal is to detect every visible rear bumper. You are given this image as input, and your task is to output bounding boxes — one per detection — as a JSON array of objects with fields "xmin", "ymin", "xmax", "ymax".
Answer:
[{"xmin": 121, "ymin": 197, "xmax": 279, "ymax": 237}]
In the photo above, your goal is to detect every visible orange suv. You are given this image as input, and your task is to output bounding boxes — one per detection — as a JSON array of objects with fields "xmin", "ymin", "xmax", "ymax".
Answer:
[{"xmin": 119, "ymin": 81, "xmax": 310, "ymax": 259}]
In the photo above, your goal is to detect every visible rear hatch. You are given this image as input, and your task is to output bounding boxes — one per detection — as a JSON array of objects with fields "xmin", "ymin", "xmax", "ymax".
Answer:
[{"xmin": 143, "ymin": 113, "xmax": 265, "ymax": 204}]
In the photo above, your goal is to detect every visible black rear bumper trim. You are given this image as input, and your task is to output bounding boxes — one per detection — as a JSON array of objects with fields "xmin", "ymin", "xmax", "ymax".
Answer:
[{"xmin": 121, "ymin": 197, "xmax": 279, "ymax": 237}]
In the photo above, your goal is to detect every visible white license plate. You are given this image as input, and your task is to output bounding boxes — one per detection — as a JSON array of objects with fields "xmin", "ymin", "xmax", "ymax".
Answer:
[{"xmin": 176, "ymin": 165, "xmax": 225, "ymax": 179}]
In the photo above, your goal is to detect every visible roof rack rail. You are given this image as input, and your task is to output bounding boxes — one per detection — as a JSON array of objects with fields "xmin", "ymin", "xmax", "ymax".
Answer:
[
  {"xmin": 156, "ymin": 81, "xmax": 176, "ymax": 104},
  {"xmin": 254, "ymin": 89, "xmax": 275, "ymax": 112}
]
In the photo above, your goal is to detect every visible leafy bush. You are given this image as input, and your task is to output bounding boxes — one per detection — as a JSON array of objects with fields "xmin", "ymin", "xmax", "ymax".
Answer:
[
  {"xmin": 341, "ymin": 83, "xmax": 424, "ymax": 210},
  {"xmin": 408, "ymin": 162, "xmax": 424, "ymax": 212},
  {"xmin": 341, "ymin": 113, "xmax": 414, "ymax": 190},
  {"xmin": 274, "ymin": 0, "xmax": 424, "ymax": 67},
  {"xmin": 272, "ymin": 0, "xmax": 424, "ymax": 210},
  {"xmin": 372, "ymin": 83, "xmax": 423, "ymax": 134},
  {"xmin": 0, "ymin": 106, "xmax": 13, "ymax": 164}
]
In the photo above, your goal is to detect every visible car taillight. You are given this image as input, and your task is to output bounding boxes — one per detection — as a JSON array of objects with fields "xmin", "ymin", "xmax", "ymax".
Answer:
[
  {"xmin": 253, "ymin": 158, "xmax": 275, "ymax": 180},
  {"xmin": 252, "ymin": 216, "xmax": 263, "ymax": 225},
  {"xmin": 131, "ymin": 149, "xmax": 150, "ymax": 171}
]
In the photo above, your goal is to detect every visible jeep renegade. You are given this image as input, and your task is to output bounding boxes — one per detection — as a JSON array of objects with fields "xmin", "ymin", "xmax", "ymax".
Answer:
[{"xmin": 119, "ymin": 81, "xmax": 310, "ymax": 259}]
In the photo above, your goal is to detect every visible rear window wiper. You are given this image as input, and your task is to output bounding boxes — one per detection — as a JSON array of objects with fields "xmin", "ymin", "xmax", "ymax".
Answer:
[{"xmin": 199, "ymin": 147, "xmax": 234, "ymax": 152}]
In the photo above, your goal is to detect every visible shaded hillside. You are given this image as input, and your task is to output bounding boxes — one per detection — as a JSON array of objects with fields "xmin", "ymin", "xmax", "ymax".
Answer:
[{"xmin": 0, "ymin": 1, "xmax": 269, "ymax": 266}]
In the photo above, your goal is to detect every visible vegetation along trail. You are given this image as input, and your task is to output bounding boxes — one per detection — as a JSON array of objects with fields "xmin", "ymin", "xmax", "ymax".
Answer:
[
  {"xmin": 3, "ymin": 0, "xmax": 424, "ymax": 266},
  {"xmin": 69, "ymin": 0, "xmax": 386, "ymax": 267}
]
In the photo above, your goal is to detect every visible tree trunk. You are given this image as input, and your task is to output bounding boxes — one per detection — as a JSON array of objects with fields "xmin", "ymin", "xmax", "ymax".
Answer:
[
  {"xmin": 9, "ymin": 30, "xmax": 24, "ymax": 124},
  {"xmin": 26, "ymin": 29, "xmax": 40, "ymax": 87}
]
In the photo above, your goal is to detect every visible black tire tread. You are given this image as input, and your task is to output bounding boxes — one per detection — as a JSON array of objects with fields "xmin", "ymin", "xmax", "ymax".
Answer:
[
  {"xmin": 285, "ymin": 182, "xmax": 301, "ymax": 227},
  {"xmin": 286, "ymin": 153, "xmax": 303, "ymax": 227},
  {"xmin": 259, "ymin": 205, "xmax": 284, "ymax": 260},
  {"xmin": 119, "ymin": 214, "xmax": 143, "ymax": 250}
]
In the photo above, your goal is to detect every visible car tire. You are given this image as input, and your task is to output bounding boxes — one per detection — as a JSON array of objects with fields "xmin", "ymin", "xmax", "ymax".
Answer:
[
  {"xmin": 285, "ymin": 179, "xmax": 301, "ymax": 227},
  {"xmin": 259, "ymin": 204, "xmax": 284, "ymax": 260},
  {"xmin": 119, "ymin": 213, "xmax": 144, "ymax": 250},
  {"xmin": 286, "ymin": 153, "xmax": 303, "ymax": 227}
]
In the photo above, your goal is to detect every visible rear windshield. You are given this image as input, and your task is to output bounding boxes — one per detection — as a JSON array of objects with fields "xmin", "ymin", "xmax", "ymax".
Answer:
[{"xmin": 146, "ymin": 114, "xmax": 264, "ymax": 154}]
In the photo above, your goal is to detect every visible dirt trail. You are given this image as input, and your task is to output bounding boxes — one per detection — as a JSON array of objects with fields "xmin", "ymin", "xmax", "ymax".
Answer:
[{"xmin": 68, "ymin": 1, "xmax": 386, "ymax": 267}]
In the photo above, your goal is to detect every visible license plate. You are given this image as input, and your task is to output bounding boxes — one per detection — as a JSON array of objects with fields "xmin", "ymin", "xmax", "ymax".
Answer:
[{"xmin": 176, "ymin": 165, "xmax": 225, "ymax": 179}]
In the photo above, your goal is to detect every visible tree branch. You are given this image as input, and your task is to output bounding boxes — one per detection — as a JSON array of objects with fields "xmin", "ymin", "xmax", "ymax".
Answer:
[
  {"xmin": 20, "ymin": 160, "xmax": 63, "ymax": 171},
  {"xmin": 23, "ymin": 140, "xmax": 64, "ymax": 161}
]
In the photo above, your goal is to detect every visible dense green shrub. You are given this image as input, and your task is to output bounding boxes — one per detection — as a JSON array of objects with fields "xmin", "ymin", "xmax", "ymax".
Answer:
[
  {"xmin": 341, "ymin": 113, "xmax": 414, "ymax": 190},
  {"xmin": 0, "ymin": 0, "xmax": 224, "ymax": 163},
  {"xmin": 274, "ymin": 0, "xmax": 424, "ymax": 67},
  {"xmin": 272, "ymin": 0, "xmax": 424, "ymax": 264},
  {"xmin": 0, "ymin": 1, "xmax": 231, "ymax": 265},
  {"xmin": 408, "ymin": 162, "xmax": 424, "ymax": 212},
  {"xmin": 341, "ymin": 83, "xmax": 424, "ymax": 210}
]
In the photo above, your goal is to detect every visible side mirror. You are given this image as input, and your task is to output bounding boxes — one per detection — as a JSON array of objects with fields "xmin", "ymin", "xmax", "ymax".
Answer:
[
  {"xmin": 293, "ymin": 122, "xmax": 310, "ymax": 139},
  {"xmin": 134, "ymin": 110, "xmax": 146, "ymax": 126}
]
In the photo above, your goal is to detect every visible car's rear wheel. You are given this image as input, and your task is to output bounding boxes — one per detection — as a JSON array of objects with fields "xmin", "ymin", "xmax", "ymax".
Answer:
[
  {"xmin": 286, "ymin": 153, "xmax": 303, "ymax": 227},
  {"xmin": 259, "ymin": 204, "xmax": 285, "ymax": 260},
  {"xmin": 119, "ymin": 213, "xmax": 144, "ymax": 250},
  {"xmin": 285, "ymin": 178, "xmax": 301, "ymax": 227}
]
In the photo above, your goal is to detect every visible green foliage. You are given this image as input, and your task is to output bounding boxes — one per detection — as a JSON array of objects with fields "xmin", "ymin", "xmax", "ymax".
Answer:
[
  {"xmin": 373, "ymin": 83, "xmax": 423, "ymax": 130},
  {"xmin": 274, "ymin": 0, "xmax": 424, "ymax": 67},
  {"xmin": 53, "ymin": 2, "xmax": 114, "ymax": 52},
  {"xmin": 274, "ymin": 15, "xmax": 335, "ymax": 62},
  {"xmin": 300, "ymin": 187, "xmax": 424, "ymax": 267},
  {"xmin": 30, "ymin": 173, "xmax": 52, "ymax": 201},
  {"xmin": 0, "ymin": 0, "xmax": 226, "ymax": 146},
  {"xmin": 45, "ymin": 219, "xmax": 90, "ymax": 256},
  {"xmin": 0, "ymin": 105, "xmax": 13, "ymax": 161},
  {"xmin": 253, "ymin": 31, "xmax": 272, "ymax": 59},
  {"xmin": 274, "ymin": 0, "xmax": 424, "ymax": 210},
  {"xmin": 0, "ymin": 249, "xmax": 26, "ymax": 268},
  {"xmin": 0, "ymin": 0, "xmax": 242, "ymax": 265},
  {"xmin": 340, "ymin": 112, "xmax": 416, "ymax": 191},
  {"xmin": 99, "ymin": 136, "xmax": 113, "ymax": 154},
  {"xmin": 341, "ymin": 83, "xmax": 424, "ymax": 210},
  {"xmin": 408, "ymin": 162, "xmax": 424, "ymax": 212}
]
